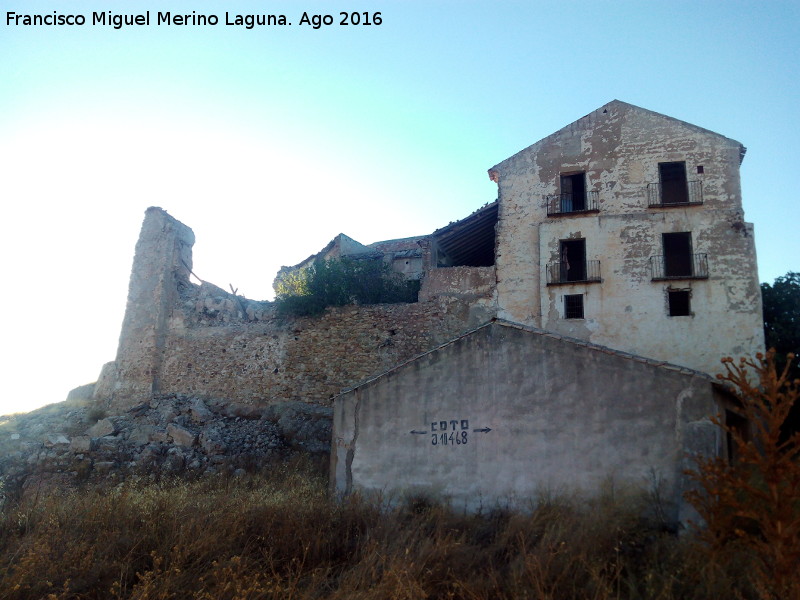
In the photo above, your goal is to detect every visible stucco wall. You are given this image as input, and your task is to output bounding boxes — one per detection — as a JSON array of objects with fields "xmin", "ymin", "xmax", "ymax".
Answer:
[
  {"xmin": 418, "ymin": 266, "xmax": 496, "ymax": 302},
  {"xmin": 489, "ymin": 101, "xmax": 764, "ymax": 376},
  {"xmin": 331, "ymin": 321, "xmax": 721, "ymax": 520}
]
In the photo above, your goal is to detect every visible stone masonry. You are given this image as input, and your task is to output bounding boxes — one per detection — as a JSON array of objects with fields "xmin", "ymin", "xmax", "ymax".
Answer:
[{"xmin": 94, "ymin": 208, "xmax": 495, "ymax": 412}]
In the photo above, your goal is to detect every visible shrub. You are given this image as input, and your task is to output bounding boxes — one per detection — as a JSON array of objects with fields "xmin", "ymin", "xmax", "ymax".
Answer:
[
  {"xmin": 275, "ymin": 257, "xmax": 420, "ymax": 317},
  {"xmin": 686, "ymin": 350, "xmax": 800, "ymax": 600}
]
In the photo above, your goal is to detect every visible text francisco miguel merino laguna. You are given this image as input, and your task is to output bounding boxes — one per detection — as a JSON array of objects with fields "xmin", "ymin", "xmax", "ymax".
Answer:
[{"xmin": 5, "ymin": 10, "xmax": 342, "ymax": 30}]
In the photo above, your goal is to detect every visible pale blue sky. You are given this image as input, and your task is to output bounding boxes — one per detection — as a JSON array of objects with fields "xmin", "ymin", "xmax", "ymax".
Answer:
[{"xmin": 1, "ymin": 0, "xmax": 798, "ymax": 413}]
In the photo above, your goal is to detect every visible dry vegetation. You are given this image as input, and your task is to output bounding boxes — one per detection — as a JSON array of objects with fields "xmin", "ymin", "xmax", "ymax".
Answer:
[
  {"xmin": 0, "ymin": 467, "xmax": 710, "ymax": 600},
  {"xmin": 0, "ymin": 352, "xmax": 797, "ymax": 600},
  {"xmin": 686, "ymin": 350, "xmax": 800, "ymax": 600}
]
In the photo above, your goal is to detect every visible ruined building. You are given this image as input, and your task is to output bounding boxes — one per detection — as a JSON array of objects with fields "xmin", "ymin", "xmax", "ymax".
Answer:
[
  {"xmin": 279, "ymin": 100, "xmax": 763, "ymax": 378},
  {"xmin": 489, "ymin": 100, "xmax": 763, "ymax": 375},
  {"xmin": 91, "ymin": 101, "xmax": 764, "ymax": 519}
]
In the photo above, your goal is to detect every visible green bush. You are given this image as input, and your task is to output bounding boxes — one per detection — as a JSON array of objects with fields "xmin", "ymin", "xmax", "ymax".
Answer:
[{"xmin": 275, "ymin": 257, "xmax": 420, "ymax": 317}]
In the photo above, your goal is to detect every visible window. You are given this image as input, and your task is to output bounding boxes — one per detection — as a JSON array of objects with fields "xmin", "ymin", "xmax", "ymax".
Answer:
[
  {"xmin": 560, "ymin": 173, "xmax": 586, "ymax": 212},
  {"xmin": 564, "ymin": 294, "xmax": 584, "ymax": 319},
  {"xmin": 659, "ymin": 162, "xmax": 689, "ymax": 205},
  {"xmin": 547, "ymin": 239, "xmax": 601, "ymax": 285},
  {"xmin": 725, "ymin": 409, "xmax": 749, "ymax": 462},
  {"xmin": 560, "ymin": 239, "xmax": 587, "ymax": 282},
  {"xmin": 667, "ymin": 289, "xmax": 691, "ymax": 316},
  {"xmin": 651, "ymin": 232, "xmax": 708, "ymax": 280},
  {"xmin": 662, "ymin": 232, "xmax": 693, "ymax": 278}
]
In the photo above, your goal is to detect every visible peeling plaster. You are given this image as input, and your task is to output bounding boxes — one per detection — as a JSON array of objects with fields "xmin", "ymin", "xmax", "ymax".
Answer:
[{"xmin": 489, "ymin": 100, "xmax": 764, "ymax": 375}]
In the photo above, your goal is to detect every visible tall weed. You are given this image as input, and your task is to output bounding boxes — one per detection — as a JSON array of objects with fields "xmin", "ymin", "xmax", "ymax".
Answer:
[
  {"xmin": 686, "ymin": 350, "xmax": 800, "ymax": 600},
  {"xmin": 1, "ymin": 431, "xmax": 786, "ymax": 599}
]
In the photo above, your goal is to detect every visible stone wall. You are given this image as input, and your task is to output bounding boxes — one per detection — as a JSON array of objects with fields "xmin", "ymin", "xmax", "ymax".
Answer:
[
  {"xmin": 157, "ymin": 294, "xmax": 492, "ymax": 406},
  {"xmin": 95, "ymin": 207, "xmax": 494, "ymax": 411},
  {"xmin": 96, "ymin": 207, "xmax": 196, "ymax": 409}
]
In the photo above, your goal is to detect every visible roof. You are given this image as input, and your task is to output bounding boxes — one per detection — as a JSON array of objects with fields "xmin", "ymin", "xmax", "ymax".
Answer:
[
  {"xmin": 336, "ymin": 318, "xmax": 714, "ymax": 399},
  {"xmin": 432, "ymin": 201, "xmax": 498, "ymax": 267}
]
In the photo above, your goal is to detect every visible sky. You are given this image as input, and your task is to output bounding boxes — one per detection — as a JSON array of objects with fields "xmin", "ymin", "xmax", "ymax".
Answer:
[{"xmin": 0, "ymin": 0, "xmax": 798, "ymax": 415}]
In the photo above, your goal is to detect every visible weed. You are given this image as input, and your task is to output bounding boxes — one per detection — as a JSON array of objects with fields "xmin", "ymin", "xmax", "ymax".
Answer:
[
  {"xmin": 0, "ymin": 467, "xmax": 752, "ymax": 600},
  {"xmin": 686, "ymin": 350, "xmax": 800, "ymax": 600}
]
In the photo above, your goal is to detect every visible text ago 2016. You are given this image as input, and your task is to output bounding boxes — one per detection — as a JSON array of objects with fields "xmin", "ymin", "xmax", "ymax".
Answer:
[{"xmin": 299, "ymin": 12, "xmax": 382, "ymax": 29}]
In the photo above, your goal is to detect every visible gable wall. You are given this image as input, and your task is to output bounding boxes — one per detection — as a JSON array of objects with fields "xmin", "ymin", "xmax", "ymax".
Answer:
[
  {"xmin": 332, "ymin": 323, "xmax": 720, "ymax": 520},
  {"xmin": 491, "ymin": 102, "xmax": 763, "ymax": 375}
]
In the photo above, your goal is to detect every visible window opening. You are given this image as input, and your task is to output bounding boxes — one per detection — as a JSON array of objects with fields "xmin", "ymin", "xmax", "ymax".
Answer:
[
  {"xmin": 725, "ymin": 409, "xmax": 749, "ymax": 462},
  {"xmin": 659, "ymin": 162, "xmax": 689, "ymax": 204},
  {"xmin": 667, "ymin": 289, "xmax": 691, "ymax": 316},
  {"xmin": 560, "ymin": 173, "xmax": 586, "ymax": 212},
  {"xmin": 564, "ymin": 294, "xmax": 584, "ymax": 319},
  {"xmin": 561, "ymin": 239, "xmax": 586, "ymax": 281},
  {"xmin": 662, "ymin": 232, "xmax": 693, "ymax": 278},
  {"xmin": 548, "ymin": 239, "xmax": 600, "ymax": 285},
  {"xmin": 560, "ymin": 239, "xmax": 587, "ymax": 282}
]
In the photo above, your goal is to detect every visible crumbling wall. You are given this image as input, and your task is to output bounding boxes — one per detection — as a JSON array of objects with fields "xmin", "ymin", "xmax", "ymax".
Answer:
[
  {"xmin": 95, "ymin": 208, "xmax": 195, "ymax": 410},
  {"xmin": 489, "ymin": 101, "xmax": 764, "ymax": 376},
  {"xmin": 95, "ymin": 208, "xmax": 494, "ymax": 411},
  {"xmin": 157, "ymin": 296, "xmax": 486, "ymax": 406},
  {"xmin": 419, "ymin": 266, "xmax": 496, "ymax": 302}
]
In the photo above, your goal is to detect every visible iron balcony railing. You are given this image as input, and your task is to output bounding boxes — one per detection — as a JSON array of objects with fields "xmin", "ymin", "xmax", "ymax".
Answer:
[
  {"xmin": 546, "ymin": 190, "xmax": 599, "ymax": 216},
  {"xmin": 546, "ymin": 260, "xmax": 602, "ymax": 285},
  {"xmin": 647, "ymin": 180, "xmax": 703, "ymax": 207},
  {"xmin": 650, "ymin": 253, "xmax": 709, "ymax": 280}
]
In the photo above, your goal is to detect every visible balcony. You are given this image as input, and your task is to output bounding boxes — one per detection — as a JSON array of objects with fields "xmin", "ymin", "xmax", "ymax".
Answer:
[
  {"xmin": 647, "ymin": 180, "xmax": 703, "ymax": 207},
  {"xmin": 650, "ymin": 253, "xmax": 709, "ymax": 280},
  {"xmin": 546, "ymin": 260, "xmax": 602, "ymax": 285},
  {"xmin": 546, "ymin": 190, "xmax": 599, "ymax": 216}
]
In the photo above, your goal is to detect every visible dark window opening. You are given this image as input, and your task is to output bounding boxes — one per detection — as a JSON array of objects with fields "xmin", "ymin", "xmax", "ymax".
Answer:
[
  {"xmin": 668, "ymin": 289, "xmax": 691, "ymax": 316},
  {"xmin": 725, "ymin": 409, "xmax": 749, "ymax": 462},
  {"xmin": 560, "ymin": 239, "xmax": 587, "ymax": 282},
  {"xmin": 564, "ymin": 294, "xmax": 584, "ymax": 319},
  {"xmin": 560, "ymin": 173, "xmax": 586, "ymax": 212},
  {"xmin": 696, "ymin": 165, "xmax": 704, "ymax": 174},
  {"xmin": 659, "ymin": 162, "xmax": 689, "ymax": 204},
  {"xmin": 663, "ymin": 232, "xmax": 693, "ymax": 278}
]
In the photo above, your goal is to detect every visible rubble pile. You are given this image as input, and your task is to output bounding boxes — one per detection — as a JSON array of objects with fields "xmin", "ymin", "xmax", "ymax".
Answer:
[{"xmin": 0, "ymin": 395, "xmax": 332, "ymax": 500}]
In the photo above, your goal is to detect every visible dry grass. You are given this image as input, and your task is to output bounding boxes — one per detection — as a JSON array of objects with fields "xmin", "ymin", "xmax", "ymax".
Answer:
[
  {"xmin": 6, "ymin": 351, "xmax": 796, "ymax": 600},
  {"xmin": 0, "ymin": 460, "xmax": 758, "ymax": 600}
]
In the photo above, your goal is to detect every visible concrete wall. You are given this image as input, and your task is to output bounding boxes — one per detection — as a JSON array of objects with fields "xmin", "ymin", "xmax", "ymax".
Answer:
[
  {"xmin": 331, "ymin": 321, "xmax": 722, "ymax": 520},
  {"xmin": 489, "ymin": 100, "xmax": 764, "ymax": 376}
]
